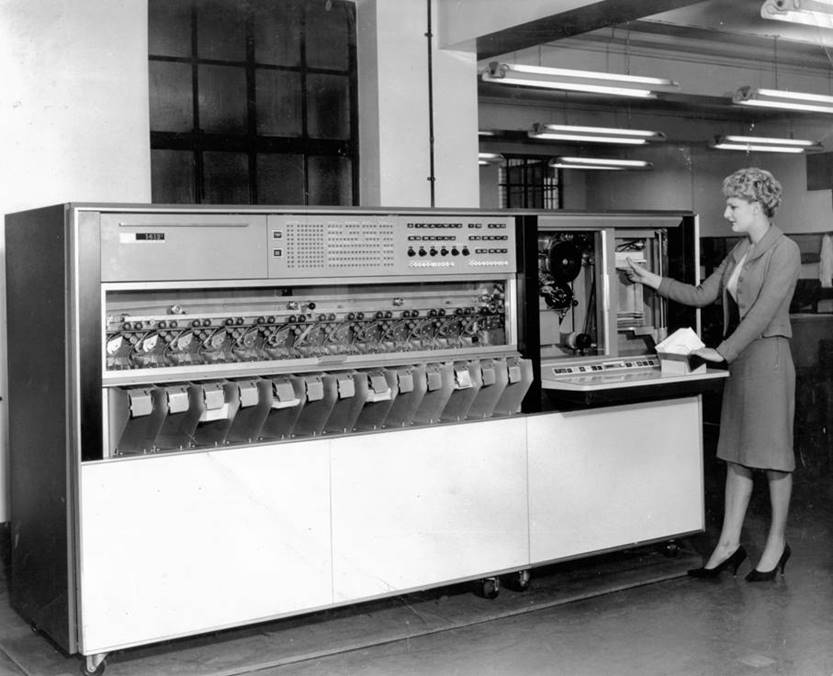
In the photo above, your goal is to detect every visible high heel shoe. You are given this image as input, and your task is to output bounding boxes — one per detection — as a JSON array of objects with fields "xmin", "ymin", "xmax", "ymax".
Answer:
[
  {"xmin": 687, "ymin": 546, "xmax": 748, "ymax": 578},
  {"xmin": 745, "ymin": 544, "xmax": 791, "ymax": 582}
]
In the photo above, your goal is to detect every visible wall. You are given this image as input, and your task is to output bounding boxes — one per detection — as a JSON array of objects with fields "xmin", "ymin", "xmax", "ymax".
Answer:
[
  {"xmin": 582, "ymin": 145, "xmax": 832, "ymax": 237},
  {"xmin": 357, "ymin": 0, "xmax": 479, "ymax": 207},
  {"xmin": 0, "ymin": 0, "xmax": 152, "ymax": 521}
]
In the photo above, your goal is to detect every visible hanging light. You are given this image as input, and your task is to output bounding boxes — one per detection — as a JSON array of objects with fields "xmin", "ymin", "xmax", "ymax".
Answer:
[
  {"xmin": 529, "ymin": 123, "xmax": 666, "ymax": 145},
  {"xmin": 710, "ymin": 134, "xmax": 822, "ymax": 153},
  {"xmin": 482, "ymin": 62, "xmax": 678, "ymax": 99},
  {"xmin": 549, "ymin": 157, "xmax": 653, "ymax": 170},
  {"xmin": 478, "ymin": 152, "xmax": 504, "ymax": 166},
  {"xmin": 734, "ymin": 86, "xmax": 833, "ymax": 114}
]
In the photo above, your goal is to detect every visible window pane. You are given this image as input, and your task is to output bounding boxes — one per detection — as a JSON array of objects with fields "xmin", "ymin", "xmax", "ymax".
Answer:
[
  {"xmin": 199, "ymin": 64, "xmax": 247, "ymax": 133},
  {"xmin": 307, "ymin": 73, "xmax": 350, "ymax": 140},
  {"xmin": 203, "ymin": 152, "xmax": 250, "ymax": 204},
  {"xmin": 305, "ymin": 2, "xmax": 349, "ymax": 70},
  {"xmin": 252, "ymin": 0, "xmax": 301, "ymax": 66},
  {"xmin": 149, "ymin": 0, "xmax": 191, "ymax": 58},
  {"xmin": 256, "ymin": 69, "xmax": 302, "ymax": 136},
  {"xmin": 197, "ymin": 0, "xmax": 246, "ymax": 61},
  {"xmin": 257, "ymin": 154, "xmax": 305, "ymax": 204},
  {"xmin": 152, "ymin": 150, "xmax": 196, "ymax": 203},
  {"xmin": 149, "ymin": 61, "xmax": 193, "ymax": 132},
  {"xmin": 308, "ymin": 155, "xmax": 351, "ymax": 205}
]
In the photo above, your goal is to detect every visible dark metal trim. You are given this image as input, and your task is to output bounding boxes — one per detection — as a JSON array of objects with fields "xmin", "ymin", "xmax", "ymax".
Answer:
[{"xmin": 475, "ymin": 0, "xmax": 708, "ymax": 60}]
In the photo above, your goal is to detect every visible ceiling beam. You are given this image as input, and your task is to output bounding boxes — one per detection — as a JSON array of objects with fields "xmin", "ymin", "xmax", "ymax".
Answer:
[{"xmin": 475, "ymin": 0, "xmax": 710, "ymax": 60}]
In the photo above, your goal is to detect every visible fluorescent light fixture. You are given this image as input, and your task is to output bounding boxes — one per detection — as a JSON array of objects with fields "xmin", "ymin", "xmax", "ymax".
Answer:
[
  {"xmin": 549, "ymin": 157, "xmax": 653, "ymax": 171},
  {"xmin": 482, "ymin": 62, "xmax": 678, "ymax": 99},
  {"xmin": 722, "ymin": 135, "xmax": 817, "ymax": 147},
  {"xmin": 529, "ymin": 123, "xmax": 666, "ymax": 145},
  {"xmin": 478, "ymin": 152, "xmax": 504, "ymax": 166},
  {"xmin": 761, "ymin": 0, "xmax": 833, "ymax": 29},
  {"xmin": 478, "ymin": 130, "xmax": 497, "ymax": 137},
  {"xmin": 711, "ymin": 134, "xmax": 822, "ymax": 153},
  {"xmin": 734, "ymin": 85, "xmax": 833, "ymax": 114}
]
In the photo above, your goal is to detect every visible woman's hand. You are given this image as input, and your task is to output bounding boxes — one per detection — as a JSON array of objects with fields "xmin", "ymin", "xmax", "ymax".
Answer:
[
  {"xmin": 625, "ymin": 258, "xmax": 661, "ymax": 289},
  {"xmin": 691, "ymin": 347, "xmax": 724, "ymax": 363}
]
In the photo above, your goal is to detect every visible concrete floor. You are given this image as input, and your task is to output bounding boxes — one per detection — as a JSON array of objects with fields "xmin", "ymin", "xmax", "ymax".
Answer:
[
  {"xmin": 0, "ymin": 434, "xmax": 831, "ymax": 675},
  {"xmin": 261, "ymin": 472, "xmax": 833, "ymax": 676}
]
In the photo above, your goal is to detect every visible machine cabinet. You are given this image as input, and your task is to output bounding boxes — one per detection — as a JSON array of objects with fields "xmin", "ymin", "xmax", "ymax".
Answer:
[
  {"xmin": 527, "ymin": 399, "xmax": 705, "ymax": 563},
  {"xmin": 5, "ymin": 204, "xmax": 715, "ymax": 672}
]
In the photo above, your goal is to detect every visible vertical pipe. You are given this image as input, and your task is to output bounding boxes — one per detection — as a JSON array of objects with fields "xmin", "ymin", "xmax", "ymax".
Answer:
[{"xmin": 426, "ymin": 0, "xmax": 436, "ymax": 207}]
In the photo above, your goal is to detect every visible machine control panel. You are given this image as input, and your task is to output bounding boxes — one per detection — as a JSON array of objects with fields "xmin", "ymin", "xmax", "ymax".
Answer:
[
  {"xmin": 542, "ymin": 355, "xmax": 666, "ymax": 390},
  {"xmin": 267, "ymin": 214, "xmax": 516, "ymax": 278},
  {"xmin": 100, "ymin": 212, "xmax": 515, "ymax": 282},
  {"xmin": 548, "ymin": 356, "xmax": 659, "ymax": 376},
  {"xmin": 93, "ymin": 208, "xmax": 530, "ymax": 459}
]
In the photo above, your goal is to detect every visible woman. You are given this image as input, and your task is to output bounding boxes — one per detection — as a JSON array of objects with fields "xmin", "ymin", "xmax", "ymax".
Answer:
[{"xmin": 627, "ymin": 167, "xmax": 800, "ymax": 582}]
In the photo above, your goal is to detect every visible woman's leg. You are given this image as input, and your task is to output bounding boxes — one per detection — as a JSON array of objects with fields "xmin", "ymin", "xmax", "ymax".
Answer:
[
  {"xmin": 753, "ymin": 469, "xmax": 792, "ymax": 571},
  {"xmin": 704, "ymin": 461, "xmax": 754, "ymax": 568}
]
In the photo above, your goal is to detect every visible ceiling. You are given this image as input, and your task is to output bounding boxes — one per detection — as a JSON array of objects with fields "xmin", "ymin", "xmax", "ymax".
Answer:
[
  {"xmin": 476, "ymin": 0, "xmax": 833, "ymax": 127},
  {"xmin": 640, "ymin": 0, "xmax": 833, "ymax": 47},
  {"xmin": 475, "ymin": 0, "xmax": 833, "ymax": 59}
]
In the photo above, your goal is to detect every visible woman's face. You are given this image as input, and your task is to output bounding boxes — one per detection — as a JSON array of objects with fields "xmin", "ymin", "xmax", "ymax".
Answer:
[{"xmin": 723, "ymin": 196, "xmax": 759, "ymax": 234}]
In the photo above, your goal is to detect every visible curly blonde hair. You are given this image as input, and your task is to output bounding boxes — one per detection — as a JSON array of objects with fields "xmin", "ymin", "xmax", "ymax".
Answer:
[{"xmin": 722, "ymin": 167, "xmax": 782, "ymax": 218}]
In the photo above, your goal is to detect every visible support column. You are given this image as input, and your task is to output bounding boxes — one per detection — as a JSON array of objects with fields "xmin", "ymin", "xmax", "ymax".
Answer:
[{"xmin": 356, "ymin": 0, "xmax": 479, "ymax": 208}]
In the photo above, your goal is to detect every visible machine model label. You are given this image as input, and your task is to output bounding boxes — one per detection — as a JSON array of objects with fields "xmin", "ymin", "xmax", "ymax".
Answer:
[{"xmin": 120, "ymin": 232, "xmax": 166, "ymax": 243}]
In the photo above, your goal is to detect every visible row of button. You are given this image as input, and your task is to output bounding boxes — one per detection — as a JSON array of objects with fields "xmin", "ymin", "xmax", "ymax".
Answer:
[
  {"xmin": 408, "ymin": 260, "xmax": 456, "ymax": 267},
  {"xmin": 553, "ymin": 358, "xmax": 658, "ymax": 376},
  {"xmin": 406, "ymin": 223, "xmax": 463, "ymax": 228},
  {"xmin": 404, "ymin": 222, "xmax": 508, "ymax": 229},
  {"xmin": 407, "ymin": 246, "xmax": 470, "ymax": 257},
  {"xmin": 408, "ymin": 235, "xmax": 458, "ymax": 241},
  {"xmin": 468, "ymin": 260, "xmax": 510, "ymax": 267}
]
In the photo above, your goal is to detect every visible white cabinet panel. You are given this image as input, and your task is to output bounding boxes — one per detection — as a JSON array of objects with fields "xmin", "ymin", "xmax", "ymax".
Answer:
[
  {"xmin": 331, "ymin": 419, "xmax": 529, "ymax": 601},
  {"xmin": 79, "ymin": 441, "xmax": 332, "ymax": 652},
  {"xmin": 528, "ymin": 398, "xmax": 704, "ymax": 563}
]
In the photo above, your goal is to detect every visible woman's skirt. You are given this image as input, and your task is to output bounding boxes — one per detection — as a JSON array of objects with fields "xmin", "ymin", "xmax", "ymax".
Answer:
[{"xmin": 717, "ymin": 336, "xmax": 795, "ymax": 472}]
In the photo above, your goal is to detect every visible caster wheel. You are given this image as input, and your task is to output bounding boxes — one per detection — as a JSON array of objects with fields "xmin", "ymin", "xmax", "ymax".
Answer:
[
  {"xmin": 663, "ymin": 541, "xmax": 681, "ymax": 558},
  {"xmin": 81, "ymin": 655, "xmax": 106, "ymax": 676},
  {"xmin": 479, "ymin": 576, "xmax": 500, "ymax": 599},
  {"xmin": 504, "ymin": 569, "xmax": 531, "ymax": 592}
]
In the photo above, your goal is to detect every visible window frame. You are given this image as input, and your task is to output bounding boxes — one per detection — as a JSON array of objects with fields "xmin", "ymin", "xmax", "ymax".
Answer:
[
  {"xmin": 148, "ymin": 0, "xmax": 359, "ymax": 205},
  {"xmin": 497, "ymin": 156, "xmax": 562, "ymax": 210}
]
